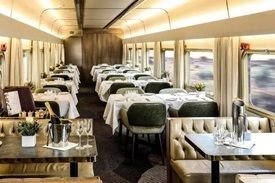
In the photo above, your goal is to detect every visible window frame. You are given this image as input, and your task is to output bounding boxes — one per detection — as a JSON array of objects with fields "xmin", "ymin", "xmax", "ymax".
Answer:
[
  {"xmin": 146, "ymin": 48, "xmax": 154, "ymax": 72},
  {"xmin": 243, "ymin": 49, "xmax": 275, "ymax": 116}
]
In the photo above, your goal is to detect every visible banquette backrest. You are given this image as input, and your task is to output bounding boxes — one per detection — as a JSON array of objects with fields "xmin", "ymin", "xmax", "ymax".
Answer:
[
  {"xmin": 0, "ymin": 118, "xmax": 84, "ymax": 137},
  {"xmin": 168, "ymin": 117, "xmax": 271, "ymax": 161}
]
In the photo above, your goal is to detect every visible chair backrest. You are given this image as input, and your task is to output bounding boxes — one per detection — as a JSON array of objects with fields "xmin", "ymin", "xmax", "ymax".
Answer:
[
  {"xmin": 35, "ymin": 88, "xmax": 61, "ymax": 93},
  {"xmin": 114, "ymin": 65, "xmax": 124, "ymax": 69},
  {"xmin": 53, "ymin": 70, "xmax": 64, "ymax": 74},
  {"xmin": 59, "ymin": 66, "xmax": 68, "ymax": 69},
  {"xmin": 123, "ymin": 69, "xmax": 139, "ymax": 73},
  {"xmin": 137, "ymin": 76, "xmax": 157, "ymax": 81},
  {"xmin": 144, "ymin": 82, "xmax": 171, "ymax": 94},
  {"xmin": 3, "ymin": 86, "xmax": 35, "ymax": 113},
  {"xmin": 109, "ymin": 82, "xmax": 135, "ymax": 94},
  {"xmin": 105, "ymin": 74, "xmax": 124, "ymax": 81},
  {"xmin": 51, "ymin": 75, "xmax": 71, "ymax": 81},
  {"xmin": 34, "ymin": 101, "xmax": 60, "ymax": 117},
  {"xmin": 177, "ymin": 101, "xmax": 219, "ymax": 117},
  {"xmin": 159, "ymin": 88, "xmax": 187, "ymax": 94},
  {"xmin": 45, "ymin": 78, "xmax": 58, "ymax": 81},
  {"xmin": 43, "ymin": 85, "xmax": 69, "ymax": 92},
  {"xmin": 108, "ymin": 77, "xmax": 126, "ymax": 81},
  {"xmin": 133, "ymin": 74, "xmax": 151, "ymax": 80},
  {"xmin": 127, "ymin": 103, "xmax": 166, "ymax": 126},
  {"xmin": 101, "ymin": 69, "xmax": 116, "ymax": 74},
  {"xmin": 125, "ymin": 70, "xmax": 140, "ymax": 74},
  {"xmin": 116, "ymin": 87, "xmax": 144, "ymax": 95}
]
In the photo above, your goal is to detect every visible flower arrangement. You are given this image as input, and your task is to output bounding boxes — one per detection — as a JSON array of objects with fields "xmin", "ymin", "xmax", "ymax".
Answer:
[
  {"xmin": 144, "ymin": 67, "xmax": 151, "ymax": 71},
  {"xmin": 24, "ymin": 81, "xmax": 35, "ymax": 91},
  {"xmin": 49, "ymin": 66, "xmax": 55, "ymax": 71},
  {"xmin": 193, "ymin": 81, "xmax": 206, "ymax": 91},
  {"xmin": 17, "ymin": 119, "xmax": 40, "ymax": 136},
  {"xmin": 161, "ymin": 71, "xmax": 170, "ymax": 79}
]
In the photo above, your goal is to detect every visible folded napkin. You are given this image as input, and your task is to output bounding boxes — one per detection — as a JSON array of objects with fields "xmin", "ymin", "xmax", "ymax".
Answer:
[{"xmin": 43, "ymin": 142, "xmax": 78, "ymax": 151}]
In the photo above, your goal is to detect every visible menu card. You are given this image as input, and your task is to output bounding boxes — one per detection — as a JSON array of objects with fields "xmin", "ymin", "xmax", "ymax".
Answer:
[{"xmin": 4, "ymin": 91, "xmax": 22, "ymax": 115}]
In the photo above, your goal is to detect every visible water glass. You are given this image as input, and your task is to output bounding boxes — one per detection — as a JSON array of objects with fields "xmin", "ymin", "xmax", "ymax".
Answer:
[
  {"xmin": 75, "ymin": 120, "xmax": 84, "ymax": 150},
  {"xmin": 83, "ymin": 119, "xmax": 93, "ymax": 148},
  {"xmin": 213, "ymin": 124, "xmax": 225, "ymax": 145}
]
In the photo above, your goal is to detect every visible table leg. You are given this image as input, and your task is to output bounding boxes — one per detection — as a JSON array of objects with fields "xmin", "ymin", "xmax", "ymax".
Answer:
[
  {"xmin": 211, "ymin": 160, "xmax": 220, "ymax": 183},
  {"xmin": 70, "ymin": 162, "xmax": 78, "ymax": 177}
]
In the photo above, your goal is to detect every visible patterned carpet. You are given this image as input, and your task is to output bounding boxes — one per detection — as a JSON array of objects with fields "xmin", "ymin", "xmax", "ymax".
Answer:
[
  {"xmin": 77, "ymin": 85, "xmax": 166, "ymax": 182},
  {"xmin": 138, "ymin": 165, "xmax": 167, "ymax": 183}
]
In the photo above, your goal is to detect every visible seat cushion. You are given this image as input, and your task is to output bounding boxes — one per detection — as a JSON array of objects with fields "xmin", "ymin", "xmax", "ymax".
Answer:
[
  {"xmin": 0, "ymin": 163, "xmax": 94, "ymax": 177},
  {"xmin": 236, "ymin": 174, "xmax": 275, "ymax": 183},
  {"xmin": 171, "ymin": 160, "xmax": 275, "ymax": 183}
]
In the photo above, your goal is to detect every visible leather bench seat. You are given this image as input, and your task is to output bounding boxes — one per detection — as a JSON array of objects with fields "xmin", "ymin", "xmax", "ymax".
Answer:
[
  {"xmin": 0, "ymin": 118, "xmax": 94, "ymax": 177},
  {"xmin": 236, "ymin": 174, "xmax": 275, "ymax": 183},
  {"xmin": 171, "ymin": 160, "xmax": 275, "ymax": 183}
]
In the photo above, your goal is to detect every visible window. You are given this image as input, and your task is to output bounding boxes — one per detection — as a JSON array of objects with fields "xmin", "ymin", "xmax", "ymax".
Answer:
[
  {"xmin": 22, "ymin": 50, "xmax": 31, "ymax": 83},
  {"xmin": 248, "ymin": 53, "xmax": 275, "ymax": 113},
  {"xmin": 127, "ymin": 48, "xmax": 132, "ymax": 66},
  {"xmin": 162, "ymin": 50, "xmax": 174, "ymax": 81},
  {"xmin": 189, "ymin": 51, "xmax": 214, "ymax": 94},
  {"xmin": 147, "ymin": 49, "xmax": 154, "ymax": 73},
  {"xmin": 136, "ymin": 49, "xmax": 142, "ymax": 69}
]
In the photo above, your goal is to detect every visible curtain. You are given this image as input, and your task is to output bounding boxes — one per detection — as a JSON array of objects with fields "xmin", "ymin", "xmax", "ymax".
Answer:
[
  {"xmin": 141, "ymin": 43, "xmax": 147, "ymax": 71},
  {"xmin": 1, "ymin": 38, "xmax": 11, "ymax": 88},
  {"xmin": 44, "ymin": 42, "xmax": 50, "ymax": 74},
  {"xmin": 61, "ymin": 44, "xmax": 65, "ymax": 64},
  {"xmin": 154, "ymin": 41, "xmax": 162, "ymax": 78},
  {"xmin": 50, "ymin": 43, "xmax": 56, "ymax": 67},
  {"xmin": 31, "ymin": 40, "xmax": 43, "ymax": 88},
  {"xmin": 174, "ymin": 40, "xmax": 185, "ymax": 88},
  {"xmin": 214, "ymin": 37, "xmax": 240, "ymax": 116},
  {"xmin": 132, "ymin": 43, "xmax": 136, "ymax": 68},
  {"xmin": 122, "ymin": 44, "xmax": 127, "ymax": 65},
  {"xmin": 9, "ymin": 38, "xmax": 23, "ymax": 86}
]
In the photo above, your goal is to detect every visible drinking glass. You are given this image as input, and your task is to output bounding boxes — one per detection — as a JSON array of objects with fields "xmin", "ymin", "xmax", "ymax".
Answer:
[
  {"xmin": 75, "ymin": 120, "xmax": 84, "ymax": 150},
  {"xmin": 213, "ymin": 124, "xmax": 225, "ymax": 145},
  {"xmin": 83, "ymin": 119, "xmax": 93, "ymax": 148}
]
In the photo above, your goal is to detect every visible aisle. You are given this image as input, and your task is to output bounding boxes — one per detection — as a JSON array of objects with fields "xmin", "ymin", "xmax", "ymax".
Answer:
[{"xmin": 76, "ymin": 86, "xmax": 152, "ymax": 183}]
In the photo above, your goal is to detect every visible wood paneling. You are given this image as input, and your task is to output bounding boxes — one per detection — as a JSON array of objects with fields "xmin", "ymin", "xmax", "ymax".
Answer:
[{"xmin": 64, "ymin": 28, "xmax": 123, "ymax": 86}]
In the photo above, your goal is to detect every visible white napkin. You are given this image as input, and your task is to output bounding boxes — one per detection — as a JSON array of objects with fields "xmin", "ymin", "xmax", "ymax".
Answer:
[
  {"xmin": 223, "ymin": 140, "xmax": 255, "ymax": 149},
  {"xmin": 43, "ymin": 142, "xmax": 78, "ymax": 151}
]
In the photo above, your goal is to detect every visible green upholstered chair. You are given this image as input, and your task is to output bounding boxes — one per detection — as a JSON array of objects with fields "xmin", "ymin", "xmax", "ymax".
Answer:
[
  {"xmin": 43, "ymin": 85, "xmax": 69, "ymax": 92},
  {"xmin": 105, "ymin": 74, "xmax": 125, "ymax": 81},
  {"xmin": 159, "ymin": 88, "xmax": 187, "ymax": 94},
  {"xmin": 144, "ymin": 82, "xmax": 171, "ymax": 94},
  {"xmin": 125, "ymin": 70, "xmax": 140, "ymax": 74},
  {"xmin": 108, "ymin": 82, "xmax": 135, "ymax": 95},
  {"xmin": 120, "ymin": 103, "xmax": 166, "ymax": 164},
  {"xmin": 59, "ymin": 66, "xmax": 68, "ymax": 69},
  {"xmin": 114, "ymin": 65, "xmax": 124, "ymax": 69},
  {"xmin": 122, "ymin": 69, "xmax": 136, "ymax": 73},
  {"xmin": 116, "ymin": 87, "xmax": 144, "ymax": 95},
  {"xmin": 108, "ymin": 77, "xmax": 126, "ymax": 81},
  {"xmin": 45, "ymin": 78, "xmax": 58, "ymax": 81},
  {"xmin": 133, "ymin": 74, "xmax": 151, "ymax": 80},
  {"xmin": 168, "ymin": 101, "xmax": 219, "ymax": 117},
  {"xmin": 137, "ymin": 76, "xmax": 157, "ymax": 81},
  {"xmin": 35, "ymin": 88, "xmax": 61, "ymax": 93},
  {"xmin": 51, "ymin": 74, "xmax": 71, "ymax": 81},
  {"xmin": 101, "ymin": 69, "xmax": 116, "ymax": 74},
  {"xmin": 34, "ymin": 101, "xmax": 61, "ymax": 117}
]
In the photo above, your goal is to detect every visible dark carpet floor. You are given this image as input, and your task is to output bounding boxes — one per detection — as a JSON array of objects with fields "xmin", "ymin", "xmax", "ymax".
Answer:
[{"xmin": 76, "ymin": 85, "xmax": 161, "ymax": 183}]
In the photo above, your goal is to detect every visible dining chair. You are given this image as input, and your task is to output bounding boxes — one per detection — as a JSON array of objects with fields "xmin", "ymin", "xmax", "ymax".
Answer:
[
  {"xmin": 34, "ymin": 101, "xmax": 61, "ymax": 117},
  {"xmin": 45, "ymin": 78, "xmax": 59, "ymax": 82},
  {"xmin": 144, "ymin": 82, "xmax": 171, "ymax": 94},
  {"xmin": 101, "ymin": 69, "xmax": 116, "ymax": 74},
  {"xmin": 133, "ymin": 74, "xmax": 151, "ymax": 80},
  {"xmin": 105, "ymin": 74, "xmax": 125, "ymax": 81},
  {"xmin": 159, "ymin": 88, "xmax": 187, "ymax": 94},
  {"xmin": 120, "ymin": 103, "xmax": 166, "ymax": 164},
  {"xmin": 51, "ymin": 75, "xmax": 71, "ymax": 81},
  {"xmin": 53, "ymin": 70, "xmax": 64, "ymax": 74},
  {"xmin": 137, "ymin": 76, "xmax": 157, "ymax": 81},
  {"xmin": 35, "ymin": 88, "xmax": 61, "ymax": 93},
  {"xmin": 168, "ymin": 101, "xmax": 219, "ymax": 117},
  {"xmin": 43, "ymin": 85, "xmax": 69, "ymax": 92},
  {"xmin": 123, "ymin": 69, "xmax": 139, "ymax": 73},
  {"xmin": 116, "ymin": 87, "xmax": 144, "ymax": 95},
  {"xmin": 108, "ymin": 82, "xmax": 135, "ymax": 94},
  {"xmin": 108, "ymin": 77, "xmax": 126, "ymax": 81},
  {"xmin": 59, "ymin": 66, "xmax": 68, "ymax": 69}
]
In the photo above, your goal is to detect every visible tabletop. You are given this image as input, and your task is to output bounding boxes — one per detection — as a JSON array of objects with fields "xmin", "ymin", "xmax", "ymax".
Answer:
[
  {"xmin": 0, "ymin": 136, "xmax": 97, "ymax": 163},
  {"xmin": 185, "ymin": 133, "xmax": 275, "ymax": 161}
]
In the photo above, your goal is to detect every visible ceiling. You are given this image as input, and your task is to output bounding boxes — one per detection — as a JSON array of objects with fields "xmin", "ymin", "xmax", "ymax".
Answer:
[{"xmin": 0, "ymin": 0, "xmax": 275, "ymax": 39}]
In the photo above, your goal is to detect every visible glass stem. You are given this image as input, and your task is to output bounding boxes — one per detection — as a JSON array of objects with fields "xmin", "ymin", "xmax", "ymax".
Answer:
[
  {"xmin": 86, "ymin": 132, "xmax": 89, "ymax": 146},
  {"xmin": 79, "ymin": 135, "xmax": 81, "ymax": 147}
]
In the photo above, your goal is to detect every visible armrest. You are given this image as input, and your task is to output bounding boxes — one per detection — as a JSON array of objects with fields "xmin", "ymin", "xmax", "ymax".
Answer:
[{"xmin": 168, "ymin": 107, "xmax": 179, "ymax": 117}]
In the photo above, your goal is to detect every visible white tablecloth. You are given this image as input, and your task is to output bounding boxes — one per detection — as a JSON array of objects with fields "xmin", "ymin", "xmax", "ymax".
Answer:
[
  {"xmin": 33, "ymin": 92, "xmax": 80, "ymax": 119},
  {"xmin": 103, "ymin": 93, "xmax": 212, "ymax": 134},
  {"xmin": 41, "ymin": 80, "xmax": 78, "ymax": 104}
]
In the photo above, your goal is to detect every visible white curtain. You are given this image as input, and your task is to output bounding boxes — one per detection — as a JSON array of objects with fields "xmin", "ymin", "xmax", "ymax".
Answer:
[
  {"xmin": 214, "ymin": 37, "xmax": 240, "ymax": 116},
  {"xmin": 44, "ymin": 42, "xmax": 50, "ymax": 74},
  {"xmin": 141, "ymin": 42, "xmax": 147, "ymax": 71},
  {"xmin": 50, "ymin": 43, "xmax": 56, "ymax": 67},
  {"xmin": 132, "ymin": 43, "xmax": 136, "ymax": 68},
  {"xmin": 174, "ymin": 40, "xmax": 185, "ymax": 88},
  {"xmin": 154, "ymin": 41, "xmax": 162, "ymax": 78},
  {"xmin": 1, "ymin": 38, "xmax": 11, "ymax": 88},
  {"xmin": 31, "ymin": 40, "xmax": 43, "ymax": 88},
  {"xmin": 9, "ymin": 38, "xmax": 23, "ymax": 86},
  {"xmin": 61, "ymin": 44, "xmax": 65, "ymax": 64},
  {"xmin": 122, "ymin": 44, "xmax": 127, "ymax": 65}
]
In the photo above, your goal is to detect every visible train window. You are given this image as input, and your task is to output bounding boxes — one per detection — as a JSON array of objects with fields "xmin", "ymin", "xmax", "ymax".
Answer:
[
  {"xmin": 162, "ymin": 50, "xmax": 174, "ymax": 81},
  {"xmin": 136, "ymin": 49, "xmax": 142, "ymax": 69},
  {"xmin": 189, "ymin": 51, "xmax": 214, "ymax": 94},
  {"xmin": 248, "ymin": 53, "xmax": 275, "ymax": 113},
  {"xmin": 147, "ymin": 49, "xmax": 154, "ymax": 73},
  {"xmin": 22, "ymin": 50, "xmax": 31, "ymax": 82},
  {"xmin": 127, "ymin": 48, "xmax": 132, "ymax": 65}
]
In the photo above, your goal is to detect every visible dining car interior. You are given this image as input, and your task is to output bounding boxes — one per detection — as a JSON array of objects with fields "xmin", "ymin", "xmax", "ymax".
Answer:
[{"xmin": 2, "ymin": 0, "xmax": 275, "ymax": 183}]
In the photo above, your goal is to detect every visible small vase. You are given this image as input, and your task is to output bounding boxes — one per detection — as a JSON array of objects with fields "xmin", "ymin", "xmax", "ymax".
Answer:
[
  {"xmin": 196, "ymin": 91, "xmax": 205, "ymax": 97},
  {"xmin": 22, "ymin": 135, "xmax": 36, "ymax": 147}
]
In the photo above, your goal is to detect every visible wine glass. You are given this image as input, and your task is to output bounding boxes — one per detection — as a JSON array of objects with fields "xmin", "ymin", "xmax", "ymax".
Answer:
[
  {"xmin": 75, "ymin": 120, "xmax": 84, "ymax": 150},
  {"xmin": 83, "ymin": 119, "xmax": 93, "ymax": 148}
]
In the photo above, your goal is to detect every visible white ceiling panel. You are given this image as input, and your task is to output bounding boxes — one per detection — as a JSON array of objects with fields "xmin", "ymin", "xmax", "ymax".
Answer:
[{"xmin": 85, "ymin": 0, "xmax": 135, "ymax": 9}]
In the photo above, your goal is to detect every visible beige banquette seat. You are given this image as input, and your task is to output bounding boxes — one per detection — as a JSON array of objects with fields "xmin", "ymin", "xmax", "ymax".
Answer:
[
  {"xmin": 167, "ymin": 117, "xmax": 275, "ymax": 183},
  {"xmin": 0, "ymin": 177, "xmax": 102, "ymax": 183},
  {"xmin": 0, "ymin": 118, "xmax": 94, "ymax": 177}
]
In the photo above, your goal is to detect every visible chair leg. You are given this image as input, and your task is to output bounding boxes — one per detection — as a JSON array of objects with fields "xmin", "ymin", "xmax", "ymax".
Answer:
[
  {"xmin": 158, "ymin": 133, "xmax": 165, "ymax": 165},
  {"xmin": 124, "ymin": 129, "xmax": 129, "ymax": 156},
  {"xmin": 132, "ymin": 134, "xmax": 136, "ymax": 163}
]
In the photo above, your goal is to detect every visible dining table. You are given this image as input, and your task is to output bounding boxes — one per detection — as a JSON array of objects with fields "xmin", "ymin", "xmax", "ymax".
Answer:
[
  {"xmin": 33, "ymin": 92, "xmax": 80, "ymax": 119},
  {"xmin": 103, "ymin": 92, "xmax": 212, "ymax": 134}
]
